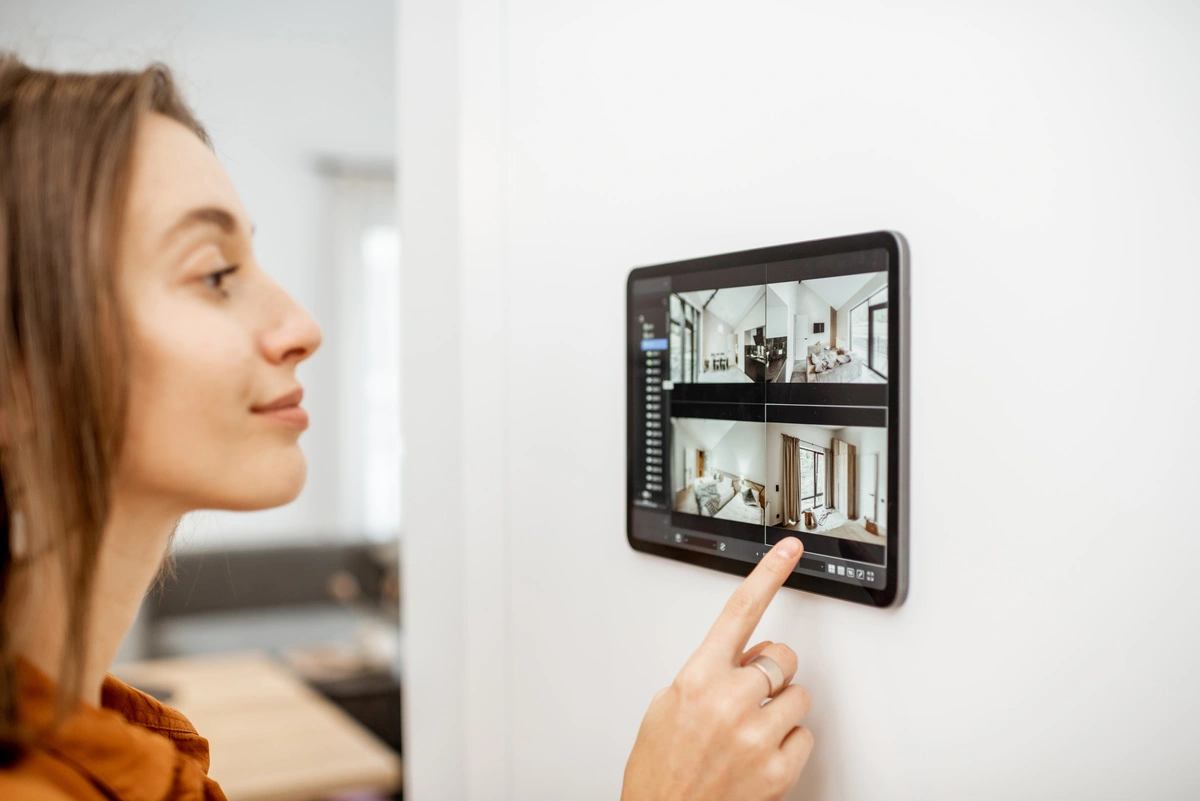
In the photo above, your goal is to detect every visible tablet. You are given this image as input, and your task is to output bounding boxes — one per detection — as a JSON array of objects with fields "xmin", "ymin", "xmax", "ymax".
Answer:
[{"xmin": 626, "ymin": 231, "xmax": 909, "ymax": 607}]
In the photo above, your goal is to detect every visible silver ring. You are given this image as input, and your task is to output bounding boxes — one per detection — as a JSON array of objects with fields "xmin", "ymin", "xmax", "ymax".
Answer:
[{"xmin": 747, "ymin": 654, "xmax": 785, "ymax": 697}]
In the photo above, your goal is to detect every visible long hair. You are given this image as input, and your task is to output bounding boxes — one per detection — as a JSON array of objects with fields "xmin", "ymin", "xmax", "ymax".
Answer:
[{"xmin": 0, "ymin": 54, "xmax": 208, "ymax": 761}]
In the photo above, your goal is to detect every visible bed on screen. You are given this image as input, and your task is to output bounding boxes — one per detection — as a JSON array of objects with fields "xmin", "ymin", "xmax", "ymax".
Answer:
[{"xmin": 687, "ymin": 473, "xmax": 765, "ymax": 525}]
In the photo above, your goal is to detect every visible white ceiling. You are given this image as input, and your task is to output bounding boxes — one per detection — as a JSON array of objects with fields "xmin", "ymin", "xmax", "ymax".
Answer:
[
  {"xmin": 678, "ymin": 284, "xmax": 765, "ymax": 329},
  {"xmin": 799, "ymin": 271, "xmax": 885, "ymax": 310},
  {"xmin": 673, "ymin": 417, "xmax": 739, "ymax": 451}
]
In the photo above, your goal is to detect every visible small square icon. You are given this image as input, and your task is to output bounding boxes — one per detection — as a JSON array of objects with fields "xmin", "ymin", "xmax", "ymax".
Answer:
[
  {"xmin": 866, "ymin": 571, "xmax": 875, "ymax": 582},
  {"xmin": 827, "ymin": 564, "xmax": 836, "ymax": 574},
  {"xmin": 836, "ymin": 566, "xmax": 845, "ymax": 576},
  {"xmin": 856, "ymin": 569, "xmax": 866, "ymax": 580}
]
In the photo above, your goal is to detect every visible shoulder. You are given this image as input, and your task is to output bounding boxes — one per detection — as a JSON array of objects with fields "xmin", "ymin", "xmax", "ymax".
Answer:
[
  {"xmin": 1, "ymin": 753, "xmax": 103, "ymax": 801},
  {"xmin": 0, "ymin": 755, "xmax": 87, "ymax": 801}
]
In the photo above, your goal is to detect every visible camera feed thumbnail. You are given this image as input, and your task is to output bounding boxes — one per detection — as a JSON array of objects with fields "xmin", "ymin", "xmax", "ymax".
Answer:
[
  {"xmin": 669, "ymin": 270, "xmax": 889, "ymax": 387},
  {"xmin": 668, "ymin": 286, "xmax": 769, "ymax": 385},
  {"xmin": 764, "ymin": 422, "xmax": 887, "ymax": 545},
  {"xmin": 670, "ymin": 417, "xmax": 766, "ymax": 525},
  {"xmin": 765, "ymin": 271, "xmax": 888, "ymax": 384}
]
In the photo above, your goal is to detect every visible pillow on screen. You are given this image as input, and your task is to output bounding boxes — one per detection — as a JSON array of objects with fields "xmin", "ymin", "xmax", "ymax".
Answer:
[{"xmin": 695, "ymin": 480, "xmax": 720, "ymax": 516}]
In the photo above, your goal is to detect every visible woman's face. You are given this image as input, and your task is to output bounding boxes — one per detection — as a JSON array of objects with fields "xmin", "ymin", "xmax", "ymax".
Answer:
[{"xmin": 115, "ymin": 113, "xmax": 322, "ymax": 514}]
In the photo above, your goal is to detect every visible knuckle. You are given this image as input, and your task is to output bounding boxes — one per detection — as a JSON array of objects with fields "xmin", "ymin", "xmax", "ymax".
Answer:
[
  {"xmin": 715, "ymin": 694, "xmax": 743, "ymax": 724},
  {"xmin": 742, "ymin": 640, "xmax": 772, "ymax": 662},
  {"xmin": 763, "ymin": 756, "xmax": 792, "ymax": 792},
  {"xmin": 734, "ymin": 722, "xmax": 767, "ymax": 753},
  {"xmin": 672, "ymin": 666, "xmax": 705, "ymax": 699},
  {"xmin": 796, "ymin": 725, "xmax": 816, "ymax": 753},
  {"xmin": 782, "ymin": 683, "xmax": 810, "ymax": 716},
  {"xmin": 798, "ymin": 685, "xmax": 813, "ymax": 715}
]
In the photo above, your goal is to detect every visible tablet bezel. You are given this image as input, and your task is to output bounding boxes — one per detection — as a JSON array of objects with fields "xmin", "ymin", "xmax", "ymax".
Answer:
[{"xmin": 625, "ymin": 230, "xmax": 909, "ymax": 608}]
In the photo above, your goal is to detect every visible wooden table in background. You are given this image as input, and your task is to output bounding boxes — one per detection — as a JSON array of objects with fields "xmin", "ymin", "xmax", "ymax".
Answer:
[{"xmin": 114, "ymin": 652, "xmax": 402, "ymax": 801}]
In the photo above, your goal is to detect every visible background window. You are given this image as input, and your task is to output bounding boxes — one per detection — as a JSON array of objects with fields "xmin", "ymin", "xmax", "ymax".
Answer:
[
  {"xmin": 799, "ymin": 448, "xmax": 825, "ymax": 511},
  {"xmin": 328, "ymin": 168, "xmax": 402, "ymax": 541}
]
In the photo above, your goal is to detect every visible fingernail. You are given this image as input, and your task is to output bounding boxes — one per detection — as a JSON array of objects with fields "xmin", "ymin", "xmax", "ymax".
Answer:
[{"xmin": 775, "ymin": 538, "xmax": 799, "ymax": 559}]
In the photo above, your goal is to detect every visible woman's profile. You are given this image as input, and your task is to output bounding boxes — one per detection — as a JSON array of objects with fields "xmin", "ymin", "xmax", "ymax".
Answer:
[{"xmin": 0, "ymin": 56, "xmax": 813, "ymax": 801}]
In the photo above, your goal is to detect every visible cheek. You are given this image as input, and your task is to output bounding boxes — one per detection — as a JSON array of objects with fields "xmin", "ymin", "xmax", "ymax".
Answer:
[{"xmin": 119, "ymin": 316, "xmax": 263, "ymax": 506}]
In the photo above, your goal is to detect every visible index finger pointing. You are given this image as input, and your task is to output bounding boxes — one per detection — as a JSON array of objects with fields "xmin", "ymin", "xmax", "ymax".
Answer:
[{"xmin": 702, "ymin": 537, "xmax": 804, "ymax": 659}]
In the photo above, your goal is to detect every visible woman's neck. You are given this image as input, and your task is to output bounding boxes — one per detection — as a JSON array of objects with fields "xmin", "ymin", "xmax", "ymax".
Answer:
[{"xmin": 10, "ymin": 491, "xmax": 182, "ymax": 706}]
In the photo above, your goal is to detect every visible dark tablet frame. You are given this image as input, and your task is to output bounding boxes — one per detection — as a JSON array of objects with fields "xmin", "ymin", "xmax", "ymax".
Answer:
[{"xmin": 625, "ymin": 230, "xmax": 909, "ymax": 608}]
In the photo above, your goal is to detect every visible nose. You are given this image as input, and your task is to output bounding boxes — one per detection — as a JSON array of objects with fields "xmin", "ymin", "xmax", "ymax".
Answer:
[{"xmin": 262, "ymin": 283, "xmax": 323, "ymax": 366}]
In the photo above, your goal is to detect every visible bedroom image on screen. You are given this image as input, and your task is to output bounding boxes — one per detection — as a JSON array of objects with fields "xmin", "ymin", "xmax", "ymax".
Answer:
[
  {"xmin": 765, "ymin": 271, "xmax": 888, "ymax": 385},
  {"xmin": 670, "ymin": 417, "xmax": 767, "ymax": 527},
  {"xmin": 764, "ymin": 422, "xmax": 887, "ymax": 547},
  {"xmin": 668, "ymin": 285, "xmax": 767, "ymax": 385}
]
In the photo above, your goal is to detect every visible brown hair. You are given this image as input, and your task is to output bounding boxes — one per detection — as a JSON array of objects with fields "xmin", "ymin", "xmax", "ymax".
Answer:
[{"xmin": 0, "ymin": 54, "xmax": 207, "ymax": 761}]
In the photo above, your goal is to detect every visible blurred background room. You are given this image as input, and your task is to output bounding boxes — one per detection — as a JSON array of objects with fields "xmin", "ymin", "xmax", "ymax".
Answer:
[{"xmin": 0, "ymin": 2, "xmax": 404, "ymax": 799}]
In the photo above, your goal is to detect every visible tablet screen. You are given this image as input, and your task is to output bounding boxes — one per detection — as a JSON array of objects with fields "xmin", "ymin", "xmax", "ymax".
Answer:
[{"xmin": 626, "ymin": 232, "xmax": 907, "ymax": 607}]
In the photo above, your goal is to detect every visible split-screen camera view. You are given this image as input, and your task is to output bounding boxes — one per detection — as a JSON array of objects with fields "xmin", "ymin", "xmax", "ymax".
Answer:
[
  {"xmin": 668, "ymin": 271, "xmax": 888, "ymax": 385},
  {"xmin": 670, "ymin": 417, "xmax": 887, "ymax": 546}
]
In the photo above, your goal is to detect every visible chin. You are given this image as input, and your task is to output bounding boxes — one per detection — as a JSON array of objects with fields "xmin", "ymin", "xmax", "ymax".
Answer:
[{"xmin": 221, "ymin": 452, "xmax": 309, "ymax": 510}]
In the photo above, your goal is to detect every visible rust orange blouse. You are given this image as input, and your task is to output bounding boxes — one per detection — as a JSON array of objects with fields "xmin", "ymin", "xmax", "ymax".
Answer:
[{"xmin": 0, "ymin": 660, "xmax": 226, "ymax": 801}]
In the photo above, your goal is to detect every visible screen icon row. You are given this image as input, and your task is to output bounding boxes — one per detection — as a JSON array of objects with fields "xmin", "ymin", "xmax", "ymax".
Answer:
[{"xmin": 826, "ymin": 563, "xmax": 875, "ymax": 583}]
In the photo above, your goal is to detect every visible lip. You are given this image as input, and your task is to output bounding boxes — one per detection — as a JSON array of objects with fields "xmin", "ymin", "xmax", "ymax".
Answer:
[
  {"xmin": 252, "ymin": 387, "xmax": 308, "ymax": 430},
  {"xmin": 255, "ymin": 406, "xmax": 309, "ymax": 430},
  {"xmin": 253, "ymin": 387, "xmax": 304, "ymax": 412}
]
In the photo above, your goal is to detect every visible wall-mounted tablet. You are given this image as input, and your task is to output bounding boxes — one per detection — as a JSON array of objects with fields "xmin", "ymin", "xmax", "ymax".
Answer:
[{"xmin": 626, "ymin": 231, "xmax": 909, "ymax": 607}]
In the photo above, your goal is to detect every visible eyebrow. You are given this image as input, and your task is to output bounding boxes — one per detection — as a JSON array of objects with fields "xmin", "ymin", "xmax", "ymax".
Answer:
[{"xmin": 161, "ymin": 206, "xmax": 255, "ymax": 246}]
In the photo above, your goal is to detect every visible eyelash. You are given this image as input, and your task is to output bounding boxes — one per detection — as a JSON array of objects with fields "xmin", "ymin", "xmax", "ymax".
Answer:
[{"xmin": 204, "ymin": 265, "xmax": 240, "ymax": 296}]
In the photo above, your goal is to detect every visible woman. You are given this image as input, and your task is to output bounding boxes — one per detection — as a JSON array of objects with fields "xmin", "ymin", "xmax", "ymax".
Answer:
[{"xmin": 0, "ymin": 56, "xmax": 813, "ymax": 801}]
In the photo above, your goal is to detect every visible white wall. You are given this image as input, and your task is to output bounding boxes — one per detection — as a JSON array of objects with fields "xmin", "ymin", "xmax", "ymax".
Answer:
[
  {"xmin": 708, "ymin": 421, "xmax": 767, "ymax": 488},
  {"xmin": 400, "ymin": 1, "xmax": 1200, "ymax": 799},
  {"xmin": 769, "ymin": 281, "xmax": 799, "ymax": 369},
  {"xmin": 835, "ymin": 425, "xmax": 888, "ymax": 524},
  {"xmin": 766, "ymin": 286, "xmax": 789, "ymax": 338},
  {"xmin": 796, "ymin": 283, "xmax": 834, "ymax": 350},
  {"xmin": 1, "ymin": 0, "xmax": 395, "ymax": 549},
  {"xmin": 735, "ymin": 295, "xmax": 767, "ymax": 345},
  {"xmin": 700, "ymin": 307, "xmax": 734, "ymax": 365},
  {"xmin": 670, "ymin": 418, "xmax": 702, "ymax": 491}
]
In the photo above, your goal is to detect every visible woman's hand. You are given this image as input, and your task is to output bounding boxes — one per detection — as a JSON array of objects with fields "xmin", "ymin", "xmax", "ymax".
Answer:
[{"xmin": 622, "ymin": 538, "xmax": 814, "ymax": 801}]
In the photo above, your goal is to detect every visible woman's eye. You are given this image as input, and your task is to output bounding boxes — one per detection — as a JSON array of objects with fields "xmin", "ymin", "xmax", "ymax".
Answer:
[{"xmin": 204, "ymin": 265, "xmax": 239, "ymax": 295}]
